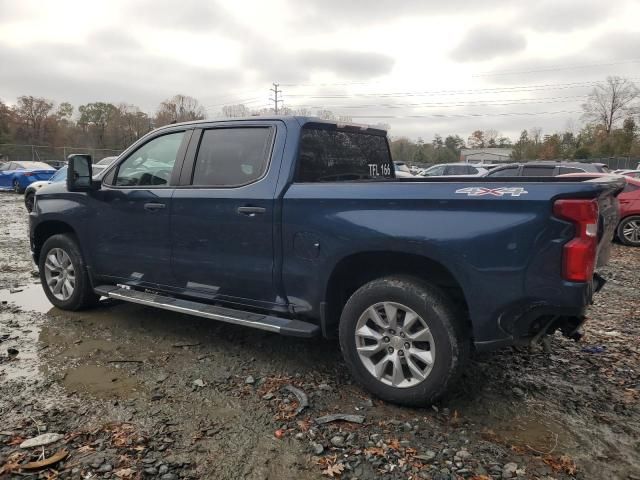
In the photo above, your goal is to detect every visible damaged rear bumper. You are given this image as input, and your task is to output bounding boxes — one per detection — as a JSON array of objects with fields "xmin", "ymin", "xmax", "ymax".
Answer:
[{"xmin": 473, "ymin": 273, "xmax": 606, "ymax": 352}]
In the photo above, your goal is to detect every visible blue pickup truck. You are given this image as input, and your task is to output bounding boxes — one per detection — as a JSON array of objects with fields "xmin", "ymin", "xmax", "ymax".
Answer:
[{"xmin": 29, "ymin": 116, "xmax": 623, "ymax": 405}]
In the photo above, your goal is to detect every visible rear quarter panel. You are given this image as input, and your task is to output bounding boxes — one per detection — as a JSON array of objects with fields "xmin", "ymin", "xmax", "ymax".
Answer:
[{"xmin": 282, "ymin": 180, "xmax": 610, "ymax": 344}]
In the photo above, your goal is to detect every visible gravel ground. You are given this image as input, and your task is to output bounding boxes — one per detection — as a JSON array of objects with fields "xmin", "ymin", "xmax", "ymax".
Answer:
[{"xmin": 0, "ymin": 191, "xmax": 639, "ymax": 480}]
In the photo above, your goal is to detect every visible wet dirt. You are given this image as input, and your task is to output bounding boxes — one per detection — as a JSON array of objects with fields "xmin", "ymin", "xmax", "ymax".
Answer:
[{"xmin": 1, "ymin": 191, "xmax": 639, "ymax": 479}]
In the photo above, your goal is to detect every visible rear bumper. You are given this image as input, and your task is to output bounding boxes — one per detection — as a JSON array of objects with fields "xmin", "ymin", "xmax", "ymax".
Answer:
[{"xmin": 472, "ymin": 274, "xmax": 604, "ymax": 353}]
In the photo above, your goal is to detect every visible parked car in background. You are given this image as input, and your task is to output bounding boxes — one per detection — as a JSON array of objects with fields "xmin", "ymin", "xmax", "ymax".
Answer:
[
  {"xmin": 485, "ymin": 161, "xmax": 609, "ymax": 177},
  {"xmin": 43, "ymin": 160, "xmax": 68, "ymax": 170},
  {"xmin": 618, "ymin": 170, "xmax": 640, "ymax": 179},
  {"xmin": 91, "ymin": 156, "xmax": 118, "ymax": 176},
  {"xmin": 559, "ymin": 173, "xmax": 640, "ymax": 247},
  {"xmin": 0, "ymin": 161, "xmax": 56, "ymax": 193},
  {"xmin": 420, "ymin": 163, "xmax": 487, "ymax": 177},
  {"xmin": 24, "ymin": 166, "xmax": 68, "ymax": 212}
]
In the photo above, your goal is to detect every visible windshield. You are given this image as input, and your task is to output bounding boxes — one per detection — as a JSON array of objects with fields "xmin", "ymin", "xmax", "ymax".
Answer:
[{"xmin": 50, "ymin": 166, "xmax": 68, "ymax": 182}]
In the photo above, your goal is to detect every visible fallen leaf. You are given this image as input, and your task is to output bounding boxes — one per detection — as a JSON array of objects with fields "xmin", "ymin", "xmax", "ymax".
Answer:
[
  {"xmin": 544, "ymin": 454, "xmax": 577, "ymax": 475},
  {"xmin": 7, "ymin": 436, "xmax": 25, "ymax": 446},
  {"xmin": 364, "ymin": 447, "xmax": 384, "ymax": 456},
  {"xmin": 388, "ymin": 438, "xmax": 401, "ymax": 450},
  {"xmin": 21, "ymin": 449, "xmax": 68, "ymax": 470},
  {"xmin": 115, "ymin": 467, "xmax": 134, "ymax": 478},
  {"xmin": 322, "ymin": 463, "xmax": 345, "ymax": 477}
]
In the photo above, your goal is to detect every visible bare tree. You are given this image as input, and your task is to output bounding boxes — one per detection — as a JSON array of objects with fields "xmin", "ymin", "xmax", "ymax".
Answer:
[
  {"xmin": 221, "ymin": 104, "xmax": 250, "ymax": 118},
  {"xmin": 155, "ymin": 94, "xmax": 206, "ymax": 127},
  {"xmin": 14, "ymin": 96, "xmax": 54, "ymax": 142},
  {"xmin": 582, "ymin": 76, "xmax": 640, "ymax": 134}
]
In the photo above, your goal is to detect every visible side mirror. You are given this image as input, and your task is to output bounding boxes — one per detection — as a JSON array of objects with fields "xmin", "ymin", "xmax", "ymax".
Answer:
[{"xmin": 67, "ymin": 154, "xmax": 98, "ymax": 192}]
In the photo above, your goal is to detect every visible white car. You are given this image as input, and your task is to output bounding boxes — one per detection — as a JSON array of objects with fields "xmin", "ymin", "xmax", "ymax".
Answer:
[
  {"xmin": 394, "ymin": 161, "xmax": 414, "ymax": 178},
  {"xmin": 420, "ymin": 163, "xmax": 487, "ymax": 177}
]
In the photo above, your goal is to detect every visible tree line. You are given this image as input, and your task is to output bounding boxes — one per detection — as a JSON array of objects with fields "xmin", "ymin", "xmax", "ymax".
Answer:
[
  {"xmin": 0, "ymin": 94, "xmax": 207, "ymax": 153},
  {"xmin": 1, "ymin": 76, "xmax": 638, "ymax": 165},
  {"xmin": 390, "ymin": 76, "xmax": 640, "ymax": 165}
]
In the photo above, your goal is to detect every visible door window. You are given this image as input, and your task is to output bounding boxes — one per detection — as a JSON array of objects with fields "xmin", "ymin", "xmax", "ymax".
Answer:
[
  {"xmin": 192, "ymin": 127, "xmax": 273, "ymax": 187},
  {"xmin": 113, "ymin": 131, "xmax": 185, "ymax": 187}
]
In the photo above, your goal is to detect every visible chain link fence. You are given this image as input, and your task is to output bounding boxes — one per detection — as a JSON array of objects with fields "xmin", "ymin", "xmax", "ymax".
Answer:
[{"xmin": 0, "ymin": 144, "xmax": 122, "ymax": 163}]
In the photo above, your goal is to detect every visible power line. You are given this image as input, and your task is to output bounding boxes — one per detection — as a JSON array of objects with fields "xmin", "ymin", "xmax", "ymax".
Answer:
[
  {"xmin": 286, "ymin": 94, "xmax": 588, "ymax": 110},
  {"xmin": 346, "ymin": 110, "xmax": 582, "ymax": 119},
  {"xmin": 282, "ymin": 81, "xmax": 611, "ymax": 99}
]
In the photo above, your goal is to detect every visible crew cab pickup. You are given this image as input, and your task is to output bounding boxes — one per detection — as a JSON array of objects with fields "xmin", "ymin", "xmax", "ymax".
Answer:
[{"xmin": 29, "ymin": 117, "xmax": 623, "ymax": 405}]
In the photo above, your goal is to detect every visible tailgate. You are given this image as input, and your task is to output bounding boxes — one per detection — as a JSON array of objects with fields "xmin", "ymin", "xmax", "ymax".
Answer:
[{"xmin": 587, "ymin": 177, "xmax": 625, "ymax": 267}]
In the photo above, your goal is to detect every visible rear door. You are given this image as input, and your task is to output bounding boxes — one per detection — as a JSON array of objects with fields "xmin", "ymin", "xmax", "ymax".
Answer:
[{"xmin": 170, "ymin": 121, "xmax": 286, "ymax": 310}]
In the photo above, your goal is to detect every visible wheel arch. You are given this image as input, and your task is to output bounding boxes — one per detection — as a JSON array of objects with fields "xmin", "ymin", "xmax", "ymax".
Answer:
[
  {"xmin": 33, "ymin": 220, "xmax": 77, "ymax": 264},
  {"xmin": 322, "ymin": 251, "xmax": 469, "ymax": 338}
]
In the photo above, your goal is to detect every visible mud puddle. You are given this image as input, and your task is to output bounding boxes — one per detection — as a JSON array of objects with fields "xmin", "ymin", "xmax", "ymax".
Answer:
[
  {"xmin": 0, "ymin": 283, "xmax": 55, "ymax": 314},
  {"xmin": 62, "ymin": 364, "xmax": 142, "ymax": 398}
]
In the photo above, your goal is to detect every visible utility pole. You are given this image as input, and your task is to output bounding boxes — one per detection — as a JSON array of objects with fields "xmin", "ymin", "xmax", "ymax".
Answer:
[{"xmin": 270, "ymin": 82, "xmax": 283, "ymax": 114}]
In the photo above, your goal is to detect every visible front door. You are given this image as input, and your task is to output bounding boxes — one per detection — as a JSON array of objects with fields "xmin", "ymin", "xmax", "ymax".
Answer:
[
  {"xmin": 170, "ymin": 123, "xmax": 285, "ymax": 310},
  {"xmin": 88, "ymin": 129, "xmax": 189, "ymax": 287}
]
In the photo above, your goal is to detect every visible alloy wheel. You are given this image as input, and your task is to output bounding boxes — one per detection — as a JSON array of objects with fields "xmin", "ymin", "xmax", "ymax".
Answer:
[
  {"xmin": 355, "ymin": 302, "xmax": 435, "ymax": 388},
  {"xmin": 44, "ymin": 248, "xmax": 76, "ymax": 301},
  {"xmin": 622, "ymin": 219, "xmax": 640, "ymax": 245}
]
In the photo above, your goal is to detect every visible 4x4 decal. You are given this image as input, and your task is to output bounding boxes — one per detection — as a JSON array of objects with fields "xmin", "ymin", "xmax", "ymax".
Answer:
[{"xmin": 455, "ymin": 187, "xmax": 528, "ymax": 197}]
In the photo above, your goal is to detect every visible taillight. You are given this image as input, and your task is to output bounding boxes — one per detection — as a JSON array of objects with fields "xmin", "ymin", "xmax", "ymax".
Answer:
[
  {"xmin": 23, "ymin": 172, "xmax": 33, "ymax": 177},
  {"xmin": 553, "ymin": 199, "xmax": 599, "ymax": 282}
]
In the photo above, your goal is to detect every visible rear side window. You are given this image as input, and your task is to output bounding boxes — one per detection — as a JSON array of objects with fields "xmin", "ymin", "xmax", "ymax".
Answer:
[
  {"xmin": 296, "ymin": 127, "xmax": 392, "ymax": 182},
  {"xmin": 521, "ymin": 166, "xmax": 555, "ymax": 176},
  {"xmin": 193, "ymin": 127, "xmax": 273, "ymax": 187},
  {"xmin": 488, "ymin": 167, "xmax": 519, "ymax": 177}
]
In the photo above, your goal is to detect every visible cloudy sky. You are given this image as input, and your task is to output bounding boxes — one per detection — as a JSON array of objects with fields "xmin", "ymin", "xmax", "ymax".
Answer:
[{"xmin": 1, "ymin": 0, "xmax": 639, "ymax": 141}]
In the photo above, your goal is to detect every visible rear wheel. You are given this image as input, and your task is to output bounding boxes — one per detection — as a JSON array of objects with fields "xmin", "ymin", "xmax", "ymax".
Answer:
[
  {"xmin": 13, "ymin": 179, "xmax": 22, "ymax": 193},
  {"xmin": 618, "ymin": 216, "xmax": 640, "ymax": 246},
  {"xmin": 39, "ymin": 234, "xmax": 100, "ymax": 310},
  {"xmin": 24, "ymin": 192, "xmax": 35, "ymax": 212},
  {"xmin": 339, "ymin": 276, "xmax": 469, "ymax": 406}
]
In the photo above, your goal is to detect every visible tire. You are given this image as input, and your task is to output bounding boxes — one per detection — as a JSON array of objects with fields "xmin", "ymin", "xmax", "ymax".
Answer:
[
  {"xmin": 39, "ymin": 234, "xmax": 100, "ymax": 310},
  {"xmin": 24, "ymin": 192, "xmax": 35, "ymax": 212},
  {"xmin": 13, "ymin": 178, "xmax": 23, "ymax": 193},
  {"xmin": 618, "ymin": 216, "xmax": 640, "ymax": 247},
  {"xmin": 339, "ymin": 276, "xmax": 469, "ymax": 406}
]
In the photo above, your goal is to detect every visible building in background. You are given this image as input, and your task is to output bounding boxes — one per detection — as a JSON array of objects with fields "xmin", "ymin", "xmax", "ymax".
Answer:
[{"xmin": 460, "ymin": 148, "xmax": 513, "ymax": 164}]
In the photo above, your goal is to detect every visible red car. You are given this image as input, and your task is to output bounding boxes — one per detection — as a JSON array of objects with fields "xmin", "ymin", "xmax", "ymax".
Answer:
[{"xmin": 559, "ymin": 173, "xmax": 640, "ymax": 246}]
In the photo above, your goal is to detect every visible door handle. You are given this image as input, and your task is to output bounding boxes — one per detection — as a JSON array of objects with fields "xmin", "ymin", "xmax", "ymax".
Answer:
[
  {"xmin": 237, "ymin": 206, "xmax": 266, "ymax": 216},
  {"xmin": 144, "ymin": 202, "xmax": 166, "ymax": 211}
]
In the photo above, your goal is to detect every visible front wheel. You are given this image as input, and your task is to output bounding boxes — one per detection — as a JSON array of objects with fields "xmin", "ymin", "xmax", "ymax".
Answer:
[
  {"xmin": 39, "ymin": 234, "xmax": 100, "ymax": 310},
  {"xmin": 24, "ymin": 192, "xmax": 35, "ymax": 212},
  {"xmin": 618, "ymin": 216, "xmax": 640, "ymax": 246},
  {"xmin": 339, "ymin": 276, "xmax": 469, "ymax": 406}
]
